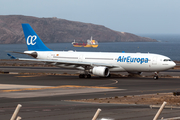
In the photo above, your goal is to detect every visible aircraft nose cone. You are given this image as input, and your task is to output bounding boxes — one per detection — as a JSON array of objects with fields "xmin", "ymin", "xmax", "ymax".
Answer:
[
  {"xmin": 173, "ymin": 61, "xmax": 176, "ymax": 67},
  {"xmin": 171, "ymin": 61, "xmax": 176, "ymax": 68}
]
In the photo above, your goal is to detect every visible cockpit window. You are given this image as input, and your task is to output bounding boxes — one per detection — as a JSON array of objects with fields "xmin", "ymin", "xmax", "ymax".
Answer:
[{"xmin": 163, "ymin": 59, "xmax": 172, "ymax": 61}]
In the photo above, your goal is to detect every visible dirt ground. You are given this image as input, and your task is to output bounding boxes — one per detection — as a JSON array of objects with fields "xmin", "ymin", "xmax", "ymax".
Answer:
[{"xmin": 71, "ymin": 93, "xmax": 180, "ymax": 106}]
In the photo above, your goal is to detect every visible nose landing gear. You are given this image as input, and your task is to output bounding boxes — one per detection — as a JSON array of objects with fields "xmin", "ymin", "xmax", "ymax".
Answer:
[{"xmin": 153, "ymin": 72, "xmax": 159, "ymax": 80}]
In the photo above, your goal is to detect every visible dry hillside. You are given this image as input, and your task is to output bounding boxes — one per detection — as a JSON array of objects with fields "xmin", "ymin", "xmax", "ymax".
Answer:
[{"xmin": 0, "ymin": 15, "xmax": 157, "ymax": 44}]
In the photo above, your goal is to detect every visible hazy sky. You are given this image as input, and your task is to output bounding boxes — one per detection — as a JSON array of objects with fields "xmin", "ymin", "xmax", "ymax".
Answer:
[{"xmin": 1, "ymin": 0, "xmax": 180, "ymax": 34}]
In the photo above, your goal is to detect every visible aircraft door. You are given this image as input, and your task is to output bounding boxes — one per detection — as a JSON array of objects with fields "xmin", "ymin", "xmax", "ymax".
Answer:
[
  {"xmin": 79, "ymin": 55, "xmax": 83, "ymax": 62},
  {"xmin": 47, "ymin": 53, "xmax": 53, "ymax": 59},
  {"xmin": 152, "ymin": 57, "xmax": 157, "ymax": 65}
]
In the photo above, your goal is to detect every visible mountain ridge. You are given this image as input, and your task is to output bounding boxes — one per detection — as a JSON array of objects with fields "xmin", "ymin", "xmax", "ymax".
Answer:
[{"xmin": 0, "ymin": 15, "xmax": 157, "ymax": 44}]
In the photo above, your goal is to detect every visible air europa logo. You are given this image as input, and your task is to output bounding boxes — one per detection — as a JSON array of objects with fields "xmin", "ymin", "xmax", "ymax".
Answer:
[
  {"xmin": 27, "ymin": 35, "xmax": 37, "ymax": 45},
  {"xmin": 117, "ymin": 56, "xmax": 148, "ymax": 64}
]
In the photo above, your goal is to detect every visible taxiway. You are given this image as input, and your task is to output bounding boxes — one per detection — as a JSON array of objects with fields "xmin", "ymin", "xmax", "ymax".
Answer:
[{"xmin": 0, "ymin": 70, "xmax": 180, "ymax": 120}]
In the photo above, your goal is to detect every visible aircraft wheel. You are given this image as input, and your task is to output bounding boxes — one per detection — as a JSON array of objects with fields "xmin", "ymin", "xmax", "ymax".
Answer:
[
  {"xmin": 153, "ymin": 76, "xmax": 159, "ymax": 80},
  {"xmin": 79, "ymin": 74, "xmax": 82, "ymax": 78},
  {"xmin": 79, "ymin": 74, "xmax": 85, "ymax": 78},
  {"xmin": 87, "ymin": 74, "xmax": 91, "ymax": 78}
]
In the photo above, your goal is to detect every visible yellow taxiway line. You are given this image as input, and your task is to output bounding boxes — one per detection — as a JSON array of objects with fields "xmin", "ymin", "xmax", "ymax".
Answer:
[{"xmin": 0, "ymin": 85, "xmax": 117, "ymax": 92}]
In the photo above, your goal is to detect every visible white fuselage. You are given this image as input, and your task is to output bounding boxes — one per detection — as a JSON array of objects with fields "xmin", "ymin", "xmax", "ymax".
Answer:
[{"xmin": 25, "ymin": 51, "xmax": 176, "ymax": 72}]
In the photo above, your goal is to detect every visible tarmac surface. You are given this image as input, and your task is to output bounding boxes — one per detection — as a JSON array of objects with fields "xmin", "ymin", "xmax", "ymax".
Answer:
[{"xmin": 0, "ymin": 66, "xmax": 180, "ymax": 120}]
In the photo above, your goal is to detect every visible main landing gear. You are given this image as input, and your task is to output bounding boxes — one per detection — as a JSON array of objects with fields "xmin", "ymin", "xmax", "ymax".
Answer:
[
  {"xmin": 153, "ymin": 72, "xmax": 159, "ymax": 80},
  {"xmin": 79, "ymin": 74, "xmax": 91, "ymax": 78}
]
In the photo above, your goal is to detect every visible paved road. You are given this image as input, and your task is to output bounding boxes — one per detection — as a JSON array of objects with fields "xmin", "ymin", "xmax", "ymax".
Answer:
[{"xmin": 0, "ymin": 67, "xmax": 180, "ymax": 120}]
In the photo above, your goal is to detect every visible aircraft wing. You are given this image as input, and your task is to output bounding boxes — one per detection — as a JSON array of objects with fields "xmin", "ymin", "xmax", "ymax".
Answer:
[{"xmin": 18, "ymin": 58, "xmax": 119, "ymax": 68}]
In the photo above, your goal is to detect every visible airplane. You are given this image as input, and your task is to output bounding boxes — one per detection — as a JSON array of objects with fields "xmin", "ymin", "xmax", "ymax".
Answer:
[{"xmin": 14, "ymin": 23, "xmax": 176, "ymax": 80}]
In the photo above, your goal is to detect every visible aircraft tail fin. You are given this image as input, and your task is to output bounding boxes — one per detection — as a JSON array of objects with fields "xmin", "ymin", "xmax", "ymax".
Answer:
[{"xmin": 22, "ymin": 23, "xmax": 52, "ymax": 51}]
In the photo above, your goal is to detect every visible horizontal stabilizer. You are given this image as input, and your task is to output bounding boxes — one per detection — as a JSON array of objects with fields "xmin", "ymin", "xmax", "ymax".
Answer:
[{"xmin": 7, "ymin": 53, "xmax": 16, "ymax": 59}]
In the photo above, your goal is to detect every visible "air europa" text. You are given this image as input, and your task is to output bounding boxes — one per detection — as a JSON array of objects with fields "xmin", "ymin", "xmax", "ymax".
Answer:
[{"xmin": 117, "ymin": 56, "xmax": 148, "ymax": 64}]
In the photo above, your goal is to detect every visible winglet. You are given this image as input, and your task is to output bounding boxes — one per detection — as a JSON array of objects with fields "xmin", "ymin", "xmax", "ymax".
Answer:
[{"xmin": 22, "ymin": 23, "xmax": 52, "ymax": 51}]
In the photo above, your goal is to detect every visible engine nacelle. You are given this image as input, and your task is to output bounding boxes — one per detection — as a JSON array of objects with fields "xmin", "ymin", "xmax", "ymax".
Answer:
[{"xmin": 92, "ymin": 66, "xmax": 109, "ymax": 77}]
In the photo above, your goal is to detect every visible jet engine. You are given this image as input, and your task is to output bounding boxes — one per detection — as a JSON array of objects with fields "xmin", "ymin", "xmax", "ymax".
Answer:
[{"xmin": 92, "ymin": 66, "xmax": 109, "ymax": 77}]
